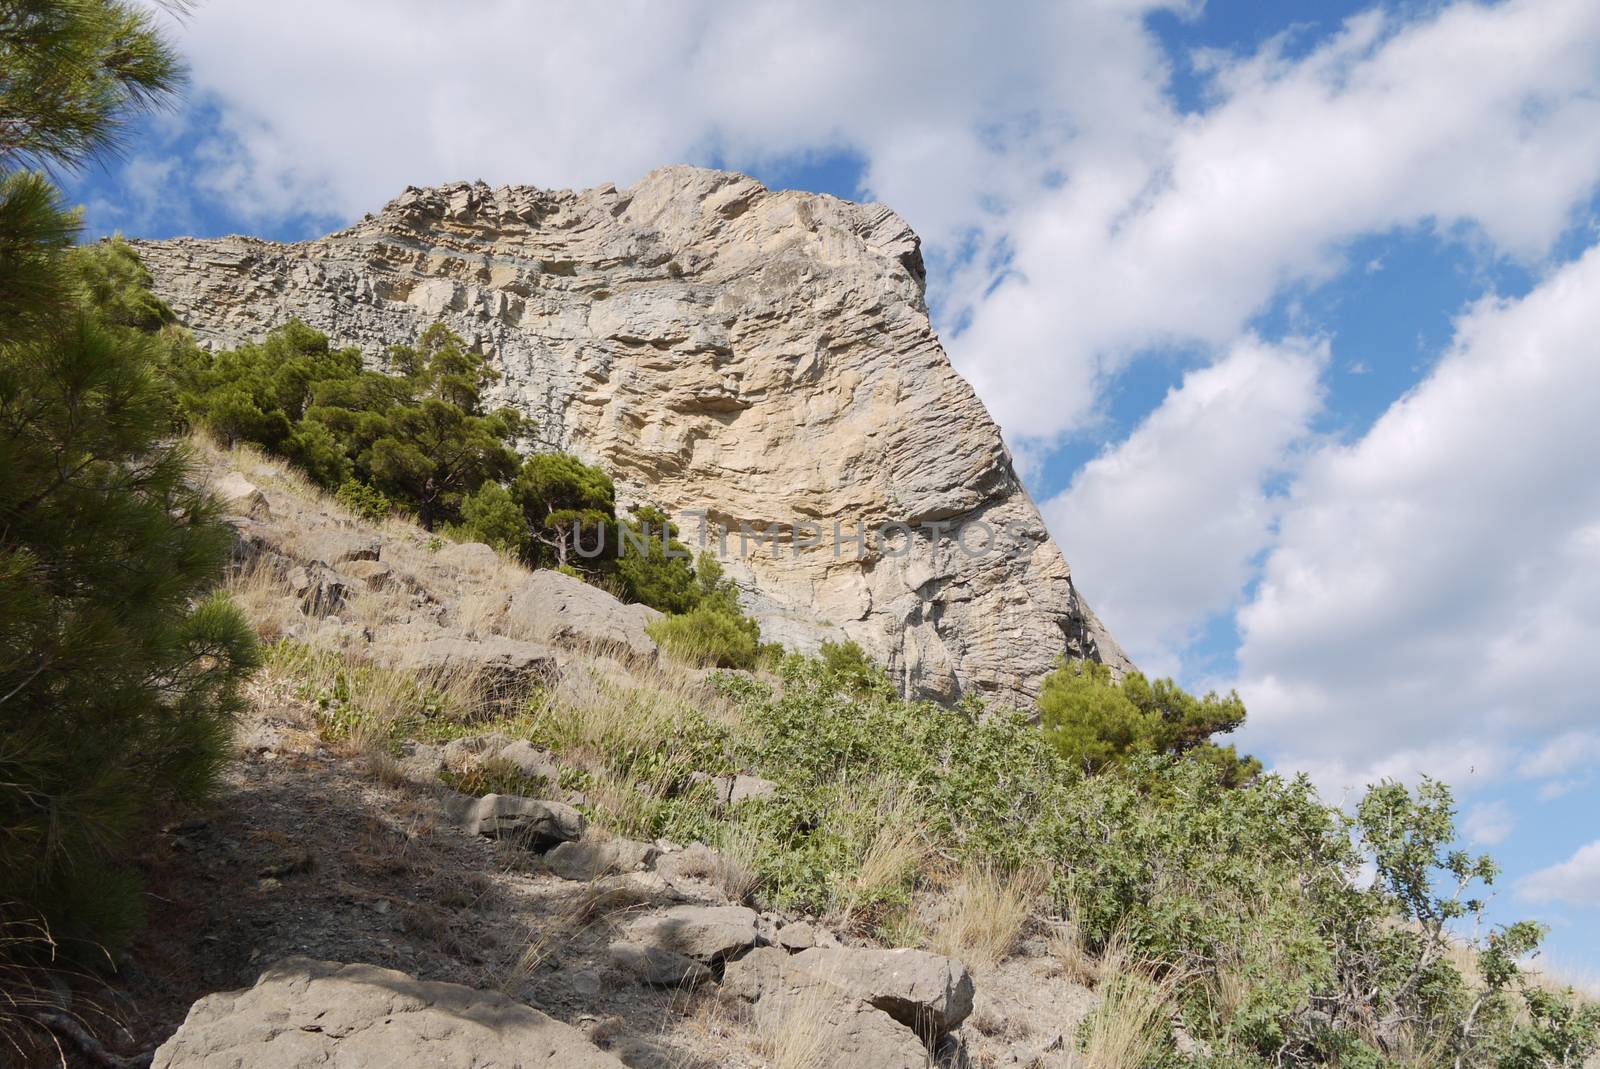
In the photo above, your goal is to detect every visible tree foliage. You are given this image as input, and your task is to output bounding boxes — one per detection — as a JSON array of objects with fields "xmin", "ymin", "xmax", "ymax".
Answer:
[
  {"xmin": 1, "ymin": 0, "xmax": 258, "ymax": 958},
  {"xmin": 1038, "ymin": 658, "xmax": 1260, "ymax": 784},
  {"xmin": 512, "ymin": 451, "xmax": 615, "ymax": 567},
  {"xmin": 170, "ymin": 318, "xmax": 522, "ymax": 530}
]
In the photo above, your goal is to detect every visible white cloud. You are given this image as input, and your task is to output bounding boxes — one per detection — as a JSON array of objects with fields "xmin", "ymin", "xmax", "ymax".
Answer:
[
  {"xmin": 1463, "ymin": 801, "xmax": 1516, "ymax": 847},
  {"xmin": 1041, "ymin": 336, "xmax": 1325, "ymax": 673},
  {"xmin": 1520, "ymin": 841, "xmax": 1600, "ymax": 907},
  {"xmin": 1518, "ymin": 731, "xmax": 1600, "ymax": 781},
  {"xmin": 950, "ymin": 0, "xmax": 1600, "ymax": 442},
  {"xmin": 1233, "ymin": 244, "xmax": 1600, "ymax": 792},
  {"xmin": 147, "ymin": 0, "xmax": 1178, "ymax": 256}
]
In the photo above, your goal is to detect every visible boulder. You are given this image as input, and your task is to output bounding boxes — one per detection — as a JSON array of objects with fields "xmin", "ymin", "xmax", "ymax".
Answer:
[
  {"xmin": 287, "ymin": 563, "xmax": 349, "ymax": 618},
  {"xmin": 150, "ymin": 958, "xmax": 625, "ymax": 1068},
  {"xmin": 506, "ymin": 569, "xmax": 660, "ymax": 661},
  {"xmin": 615, "ymin": 904, "xmax": 759, "ymax": 964},
  {"xmin": 790, "ymin": 946, "xmax": 975, "ymax": 1036},
  {"xmin": 774, "ymin": 920, "xmax": 839, "ymax": 951},
  {"xmin": 341, "ymin": 558, "xmax": 396, "ymax": 590},
  {"xmin": 722, "ymin": 948, "xmax": 933, "ymax": 1069},
  {"xmin": 606, "ymin": 941, "xmax": 713, "ymax": 989},
  {"xmin": 545, "ymin": 838, "xmax": 659, "ymax": 881},
  {"xmin": 652, "ymin": 841, "xmax": 725, "ymax": 888},
  {"xmin": 372, "ymin": 635, "xmax": 560, "ymax": 699},
  {"xmin": 214, "ymin": 471, "xmax": 271, "ymax": 519},
  {"xmin": 442, "ymin": 791, "xmax": 583, "ymax": 849},
  {"xmin": 298, "ymin": 529, "xmax": 382, "ymax": 565},
  {"xmin": 495, "ymin": 739, "xmax": 564, "ymax": 784}
]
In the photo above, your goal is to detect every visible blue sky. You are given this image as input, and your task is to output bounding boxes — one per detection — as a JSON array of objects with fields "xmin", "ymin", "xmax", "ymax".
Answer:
[{"xmin": 70, "ymin": 0, "xmax": 1600, "ymax": 977}]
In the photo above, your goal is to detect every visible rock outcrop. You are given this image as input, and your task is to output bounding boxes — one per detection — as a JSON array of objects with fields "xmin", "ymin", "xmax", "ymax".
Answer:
[
  {"xmin": 136, "ymin": 165, "xmax": 1130, "ymax": 706},
  {"xmin": 151, "ymin": 958, "xmax": 627, "ymax": 1068}
]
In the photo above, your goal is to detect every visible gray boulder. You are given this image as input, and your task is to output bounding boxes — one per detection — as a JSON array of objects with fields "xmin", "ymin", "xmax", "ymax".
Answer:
[
  {"xmin": 442, "ymin": 791, "xmax": 583, "ymax": 849},
  {"xmin": 214, "ymin": 471, "xmax": 271, "ymax": 519},
  {"xmin": 790, "ymin": 946, "xmax": 975, "ymax": 1035},
  {"xmin": 723, "ymin": 948, "xmax": 933, "ymax": 1069},
  {"xmin": 298, "ymin": 529, "xmax": 382, "ymax": 565},
  {"xmin": 545, "ymin": 838, "xmax": 659, "ymax": 881},
  {"xmin": 372, "ymin": 635, "xmax": 560, "ymax": 698},
  {"xmin": 506, "ymin": 569, "xmax": 661, "ymax": 660},
  {"xmin": 151, "ymin": 958, "xmax": 625, "ymax": 1068},
  {"xmin": 287, "ymin": 563, "xmax": 350, "ymax": 618},
  {"xmin": 774, "ymin": 920, "xmax": 840, "ymax": 951},
  {"xmin": 615, "ymin": 904, "xmax": 759, "ymax": 964},
  {"xmin": 606, "ymin": 941, "xmax": 713, "ymax": 989}
]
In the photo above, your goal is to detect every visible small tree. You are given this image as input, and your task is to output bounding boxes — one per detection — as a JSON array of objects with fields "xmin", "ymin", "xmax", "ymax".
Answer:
[
  {"xmin": 453, "ymin": 480, "xmax": 529, "ymax": 554},
  {"xmin": 615, "ymin": 504, "xmax": 698, "ymax": 612},
  {"xmin": 1038, "ymin": 659, "xmax": 1259, "ymax": 784},
  {"xmin": 512, "ymin": 452, "xmax": 616, "ymax": 568},
  {"xmin": 1, "ymin": 296, "xmax": 259, "ymax": 952}
]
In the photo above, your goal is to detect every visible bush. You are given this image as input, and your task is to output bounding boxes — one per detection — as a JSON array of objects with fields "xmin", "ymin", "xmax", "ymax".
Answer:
[
  {"xmin": 643, "ymin": 552, "xmax": 766, "ymax": 668},
  {"xmin": 335, "ymin": 478, "xmax": 395, "ymax": 522},
  {"xmin": 451, "ymin": 479, "xmax": 526, "ymax": 552},
  {"xmin": 648, "ymin": 599, "xmax": 761, "ymax": 668}
]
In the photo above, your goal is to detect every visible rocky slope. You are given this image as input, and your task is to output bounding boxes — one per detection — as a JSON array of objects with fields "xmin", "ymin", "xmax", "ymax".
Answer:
[
  {"xmin": 87, "ymin": 446, "xmax": 1098, "ymax": 1069},
  {"xmin": 134, "ymin": 166, "xmax": 1130, "ymax": 707}
]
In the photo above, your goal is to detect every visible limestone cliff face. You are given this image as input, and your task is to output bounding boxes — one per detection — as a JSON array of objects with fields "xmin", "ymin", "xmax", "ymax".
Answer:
[{"xmin": 135, "ymin": 165, "xmax": 1130, "ymax": 707}]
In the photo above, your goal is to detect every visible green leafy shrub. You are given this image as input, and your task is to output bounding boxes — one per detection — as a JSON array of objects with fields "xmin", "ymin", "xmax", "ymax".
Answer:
[{"xmin": 649, "ymin": 599, "xmax": 761, "ymax": 668}]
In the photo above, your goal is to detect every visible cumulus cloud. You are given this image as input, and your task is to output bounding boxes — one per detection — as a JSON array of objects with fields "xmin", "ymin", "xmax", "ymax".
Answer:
[
  {"xmin": 1520, "ymin": 842, "xmax": 1600, "ymax": 907},
  {"xmin": 1041, "ymin": 336, "xmax": 1326, "ymax": 674},
  {"xmin": 143, "ymin": 0, "xmax": 1178, "ymax": 257},
  {"xmin": 950, "ymin": 0, "xmax": 1600, "ymax": 441},
  {"xmin": 1233, "ymin": 245, "xmax": 1600, "ymax": 791}
]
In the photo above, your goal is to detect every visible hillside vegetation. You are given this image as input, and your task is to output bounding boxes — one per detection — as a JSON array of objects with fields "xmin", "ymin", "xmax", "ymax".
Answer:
[{"xmin": 201, "ymin": 440, "xmax": 1597, "ymax": 1069}]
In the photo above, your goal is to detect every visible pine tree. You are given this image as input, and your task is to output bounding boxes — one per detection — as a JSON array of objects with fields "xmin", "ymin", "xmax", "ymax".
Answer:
[
  {"xmin": 1, "ymin": 0, "xmax": 260, "ymax": 958},
  {"xmin": 1038, "ymin": 659, "xmax": 1259, "ymax": 784},
  {"xmin": 513, "ymin": 452, "xmax": 617, "ymax": 567}
]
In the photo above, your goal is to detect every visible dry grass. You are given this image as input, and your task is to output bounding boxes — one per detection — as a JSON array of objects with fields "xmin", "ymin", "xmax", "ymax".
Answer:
[
  {"xmin": 1047, "ymin": 894, "xmax": 1103, "ymax": 988},
  {"xmin": 562, "ymin": 875, "xmax": 658, "ymax": 930},
  {"xmin": 260, "ymin": 641, "xmax": 491, "ymax": 755},
  {"xmin": 928, "ymin": 863, "xmax": 1047, "ymax": 970},
  {"xmin": 222, "ymin": 555, "xmax": 304, "ymax": 642},
  {"xmin": 752, "ymin": 970, "xmax": 839, "ymax": 1069},
  {"xmin": 710, "ymin": 822, "xmax": 763, "ymax": 905},
  {"xmin": 835, "ymin": 783, "xmax": 929, "ymax": 927},
  {"xmin": 1071, "ymin": 939, "xmax": 1183, "ymax": 1069}
]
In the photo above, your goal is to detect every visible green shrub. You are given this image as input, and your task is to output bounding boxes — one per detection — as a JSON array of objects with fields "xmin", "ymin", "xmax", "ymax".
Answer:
[
  {"xmin": 451, "ymin": 479, "xmax": 527, "ymax": 552},
  {"xmin": 649, "ymin": 600, "xmax": 761, "ymax": 668},
  {"xmin": 335, "ymin": 478, "xmax": 395, "ymax": 521}
]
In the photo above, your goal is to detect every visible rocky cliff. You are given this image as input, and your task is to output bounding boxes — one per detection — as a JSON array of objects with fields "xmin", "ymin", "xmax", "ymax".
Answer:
[{"xmin": 135, "ymin": 165, "xmax": 1129, "ymax": 707}]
